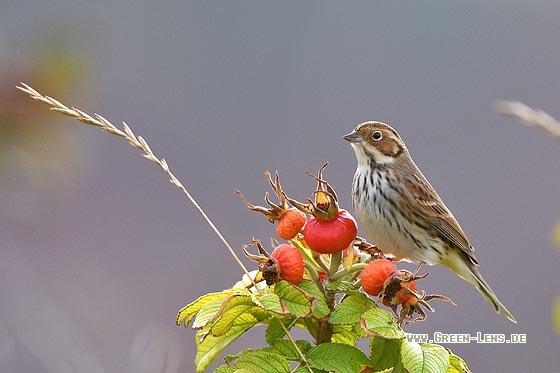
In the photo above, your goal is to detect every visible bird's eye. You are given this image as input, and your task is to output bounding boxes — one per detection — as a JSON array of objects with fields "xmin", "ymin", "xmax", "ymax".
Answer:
[{"xmin": 372, "ymin": 131, "xmax": 382, "ymax": 141}]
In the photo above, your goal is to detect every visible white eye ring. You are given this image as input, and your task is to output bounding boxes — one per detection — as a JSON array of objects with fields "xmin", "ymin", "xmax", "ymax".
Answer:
[{"xmin": 372, "ymin": 131, "xmax": 382, "ymax": 141}]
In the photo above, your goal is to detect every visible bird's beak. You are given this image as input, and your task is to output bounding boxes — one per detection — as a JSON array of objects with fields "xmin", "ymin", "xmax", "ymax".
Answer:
[{"xmin": 343, "ymin": 130, "xmax": 361, "ymax": 143}]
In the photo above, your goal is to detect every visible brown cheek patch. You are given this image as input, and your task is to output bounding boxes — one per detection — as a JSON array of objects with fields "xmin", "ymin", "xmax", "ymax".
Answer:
[{"xmin": 377, "ymin": 138, "xmax": 401, "ymax": 156}]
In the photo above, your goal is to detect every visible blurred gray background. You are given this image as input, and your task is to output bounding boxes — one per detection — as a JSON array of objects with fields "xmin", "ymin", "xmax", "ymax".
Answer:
[{"xmin": 1, "ymin": 1, "xmax": 559, "ymax": 372}]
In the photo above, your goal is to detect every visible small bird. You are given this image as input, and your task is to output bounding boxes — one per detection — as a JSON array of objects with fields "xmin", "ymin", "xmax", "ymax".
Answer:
[{"xmin": 344, "ymin": 121, "xmax": 516, "ymax": 322}]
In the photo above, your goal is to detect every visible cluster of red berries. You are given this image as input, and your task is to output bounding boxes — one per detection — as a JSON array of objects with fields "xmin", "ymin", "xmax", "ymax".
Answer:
[
  {"xmin": 238, "ymin": 164, "xmax": 446, "ymax": 320},
  {"xmin": 237, "ymin": 165, "xmax": 358, "ymax": 285},
  {"xmin": 361, "ymin": 259, "xmax": 417, "ymax": 309}
]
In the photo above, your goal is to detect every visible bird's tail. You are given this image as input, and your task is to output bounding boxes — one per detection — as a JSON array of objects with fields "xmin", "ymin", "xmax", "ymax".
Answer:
[{"xmin": 443, "ymin": 252, "xmax": 517, "ymax": 323}]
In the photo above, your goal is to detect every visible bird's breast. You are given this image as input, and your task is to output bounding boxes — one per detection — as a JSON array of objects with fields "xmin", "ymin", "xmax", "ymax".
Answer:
[{"xmin": 351, "ymin": 167, "xmax": 443, "ymax": 264}]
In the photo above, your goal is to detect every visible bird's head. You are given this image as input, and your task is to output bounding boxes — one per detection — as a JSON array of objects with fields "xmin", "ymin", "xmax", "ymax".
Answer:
[{"xmin": 343, "ymin": 121, "xmax": 408, "ymax": 166}]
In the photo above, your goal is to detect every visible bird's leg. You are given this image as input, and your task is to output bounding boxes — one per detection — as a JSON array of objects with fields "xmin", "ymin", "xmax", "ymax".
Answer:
[
  {"xmin": 412, "ymin": 262, "xmax": 425, "ymax": 277},
  {"xmin": 409, "ymin": 262, "xmax": 429, "ymax": 281}
]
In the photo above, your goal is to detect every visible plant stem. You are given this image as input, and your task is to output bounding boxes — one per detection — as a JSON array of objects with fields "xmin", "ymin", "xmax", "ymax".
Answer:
[
  {"xmin": 329, "ymin": 251, "xmax": 342, "ymax": 275},
  {"xmin": 331, "ymin": 263, "xmax": 368, "ymax": 281},
  {"xmin": 316, "ymin": 287, "xmax": 335, "ymax": 344}
]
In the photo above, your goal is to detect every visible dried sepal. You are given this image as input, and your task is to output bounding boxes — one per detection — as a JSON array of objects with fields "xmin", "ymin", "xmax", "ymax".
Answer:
[
  {"xmin": 242, "ymin": 238, "xmax": 272, "ymax": 264},
  {"xmin": 242, "ymin": 238, "xmax": 280, "ymax": 285},
  {"xmin": 397, "ymin": 292, "xmax": 456, "ymax": 324},
  {"xmin": 285, "ymin": 162, "xmax": 340, "ymax": 220},
  {"xmin": 310, "ymin": 161, "xmax": 338, "ymax": 206},
  {"xmin": 235, "ymin": 171, "xmax": 291, "ymax": 222},
  {"xmin": 379, "ymin": 269, "xmax": 455, "ymax": 325}
]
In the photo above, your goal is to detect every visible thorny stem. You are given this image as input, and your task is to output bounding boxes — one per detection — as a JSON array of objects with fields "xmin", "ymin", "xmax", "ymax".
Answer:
[
  {"xmin": 316, "ymin": 287, "xmax": 335, "ymax": 344},
  {"xmin": 315, "ymin": 250, "xmax": 347, "ymax": 345}
]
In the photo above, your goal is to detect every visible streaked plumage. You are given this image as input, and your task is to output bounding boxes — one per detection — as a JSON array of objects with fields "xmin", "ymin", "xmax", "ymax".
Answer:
[{"xmin": 344, "ymin": 121, "xmax": 516, "ymax": 322}]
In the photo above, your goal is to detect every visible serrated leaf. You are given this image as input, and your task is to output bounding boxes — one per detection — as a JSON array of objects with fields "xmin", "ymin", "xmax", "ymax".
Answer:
[
  {"xmin": 233, "ymin": 350, "xmax": 292, "ymax": 373},
  {"xmin": 275, "ymin": 280, "xmax": 313, "ymax": 317},
  {"xmin": 302, "ymin": 318, "xmax": 319, "ymax": 342},
  {"xmin": 306, "ymin": 343, "xmax": 372, "ymax": 373},
  {"xmin": 360, "ymin": 307, "xmax": 405, "ymax": 339},
  {"xmin": 176, "ymin": 288, "xmax": 248, "ymax": 327},
  {"xmin": 265, "ymin": 317, "xmax": 296, "ymax": 344},
  {"xmin": 192, "ymin": 297, "xmax": 232, "ymax": 329},
  {"xmin": 264, "ymin": 339, "xmax": 312, "ymax": 361},
  {"xmin": 330, "ymin": 293, "xmax": 374, "ymax": 325},
  {"xmin": 213, "ymin": 366, "xmax": 236, "ymax": 373},
  {"xmin": 255, "ymin": 293, "xmax": 287, "ymax": 314},
  {"xmin": 250, "ymin": 305, "xmax": 274, "ymax": 323},
  {"xmin": 292, "ymin": 367, "xmax": 325, "ymax": 373},
  {"xmin": 400, "ymin": 342, "xmax": 449, "ymax": 373},
  {"xmin": 331, "ymin": 324, "xmax": 363, "ymax": 345},
  {"xmin": 210, "ymin": 295, "xmax": 257, "ymax": 336},
  {"xmin": 327, "ymin": 281, "xmax": 360, "ymax": 293},
  {"xmin": 447, "ymin": 349, "xmax": 471, "ymax": 373},
  {"xmin": 194, "ymin": 313, "xmax": 259, "ymax": 372},
  {"xmin": 298, "ymin": 280, "xmax": 330, "ymax": 318},
  {"xmin": 370, "ymin": 336, "xmax": 400, "ymax": 371}
]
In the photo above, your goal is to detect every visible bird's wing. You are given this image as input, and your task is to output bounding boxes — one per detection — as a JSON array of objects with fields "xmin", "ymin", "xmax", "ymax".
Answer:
[{"xmin": 403, "ymin": 171, "xmax": 477, "ymax": 261}]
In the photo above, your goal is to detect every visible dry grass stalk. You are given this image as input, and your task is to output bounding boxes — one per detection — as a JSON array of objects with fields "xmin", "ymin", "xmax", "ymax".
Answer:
[
  {"xmin": 15, "ymin": 82, "xmax": 253, "ymax": 280},
  {"xmin": 495, "ymin": 100, "xmax": 560, "ymax": 139},
  {"xmin": 16, "ymin": 83, "xmax": 313, "ymax": 372}
]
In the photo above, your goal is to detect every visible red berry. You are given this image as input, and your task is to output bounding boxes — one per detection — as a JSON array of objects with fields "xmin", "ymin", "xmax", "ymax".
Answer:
[
  {"xmin": 303, "ymin": 209, "xmax": 358, "ymax": 254},
  {"xmin": 270, "ymin": 244, "xmax": 304, "ymax": 285},
  {"xmin": 381, "ymin": 279, "xmax": 417, "ymax": 307},
  {"xmin": 361, "ymin": 259, "xmax": 397, "ymax": 296},
  {"xmin": 397, "ymin": 280, "xmax": 417, "ymax": 305},
  {"xmin": 276, "ymin": 208, "xmax": 306, "ymax": 240}
]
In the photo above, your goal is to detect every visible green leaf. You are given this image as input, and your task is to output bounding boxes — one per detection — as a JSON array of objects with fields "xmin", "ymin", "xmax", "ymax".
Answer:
[
  {"xmin": 265, "ymin": 339, "xmax": 313, "ymax": 361},
  {"xmin": 176, "ymin": 288, "xmax": 248, "ymax": 327},
  {"xmin": 306, "ymin": 343, "xmax": 372, "ymax": 373},
  {"xmin": 331, "ymin": 324, "xmax": 363, "ymax": 346},
  {"xmin": 370, "ymin": 336, "xmax": 401, "ymax": 371},
  {"xmin": 275, "ymin": 280, "xmax": 313, "ymax": 317},
  {"xmin": 302, "ymin": 318, "xmax": 319, "ymax": 342},
  {"xmin": 233, "ymin": 350, "xmax": 292, "ymax": 373},
  {"xmin": 326, "ymin": 281, "xmax": 360, "ymax": 293},
  {"xmin": 213, "ymin": 366, "xmax": 236, "ymax": 373},
  {"xmin": 400, "ymin": 342, "xmax": 450, "ymax": 373},
  {"xmin": 447, "ymin": 349, "xmax": 471, "ymax": 373},
  {"xmin": 255, "ymin": 293, "xmax": 287, "ymax": 315},
  {"xmin": 194, "ymin": 313, "xmax": 259, "ymax": 372},
  {"xmin": 265, "ymin": 317, "xmax": 296, "ymax": 345},
  {"xmin": 192, "ymin": 296, "xmax": 232, "ymax": 329},
  {"xmin": 249, "ymin": 304, "xmax": 274, "ymax": 323},
  {"xmin": 298, "ymin": 280, "xmax": 330, "ymax": 318},
  {"xmin": 330, "ymin": 293, "xmax": 374, "ymax": 325},
  {"xmin": 210, "ymin": 295, "xmax": 256, "ymax": 336},
  {"xmin": 360, "ymin": 307, "xmax": 405, "ymax": 339},
  {"xmin": 292, "ymin": 367, "xmax": 327, "ymax": 373}
]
